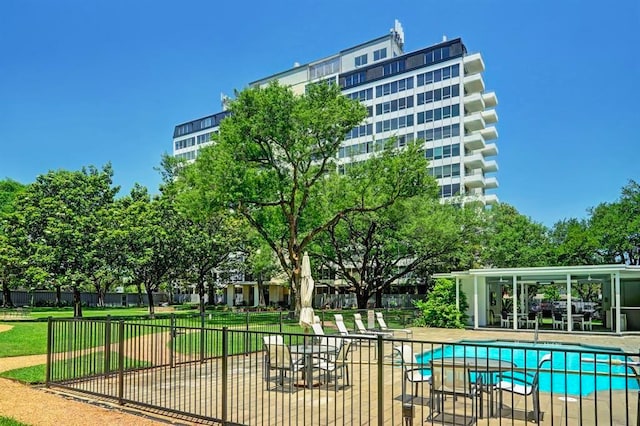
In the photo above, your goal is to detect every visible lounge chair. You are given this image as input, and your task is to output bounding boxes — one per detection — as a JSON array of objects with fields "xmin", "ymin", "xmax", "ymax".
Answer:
[
  {"xmin": 393, "ymin": 345, "xmax": 431, "ymax": 400},
  {"xmin": 310, "ymin": 322, "xmax": 343, "ymax": 360},
  {"xmin": 494, "ymin": 354, "xmax": 551, "ymax": 423},
  {"xmin": 353, "ymin": 313, "xmax": 393, "ymax": 338},
  {"xmin": 375, "ymin": 312, "xmax": 413, "ymax": 338}
]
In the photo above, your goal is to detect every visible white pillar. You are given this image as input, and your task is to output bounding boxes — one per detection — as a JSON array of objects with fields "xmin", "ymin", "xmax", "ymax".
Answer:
[
  {"xmin": 615, "ymin": 271, "xmax": 621, "ymax": 334},
  {"xmin": 253, "ymin": 284, "xmax": 260, "ymax": 307},
  {"xmin": 610, "ymin": 274, "xmax": 615, "ymax": 332},
  {"xmin": 512, "ymin": 276, "xmax": 518, "ymax": 330},
  {"xmin": 456, "ymin": 277, "xmax": 460, "ymax": 311},
  {"xmin": 566, "ymin": 273, "xmax": 572, "ymax": 332},
  {"xmin": 227, "ymin": 285, "xmax": 234, "ymax": 308},
  {"xmin": 473, "ymin": 276, "xmax": 478, "ymax": 329}
]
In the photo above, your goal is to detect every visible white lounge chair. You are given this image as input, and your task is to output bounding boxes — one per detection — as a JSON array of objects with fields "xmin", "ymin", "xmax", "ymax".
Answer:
[
  {"xmin": 353, "ymin": 313, "xmax": 393, "ymax": 338},
  {"xmin": 375, "ymin": 312, "xmax": 412, "ymax": 338},
  {"xmin": 393, "ymin": 345, "xmax": 431, "ymax": 399},
  {"xmin": 316, "ymin": 342, "xmax": 352, "ymax": 389},
  {"xmin": 263, "ymin": 336, "xmax": 304, "ymax": 390}
]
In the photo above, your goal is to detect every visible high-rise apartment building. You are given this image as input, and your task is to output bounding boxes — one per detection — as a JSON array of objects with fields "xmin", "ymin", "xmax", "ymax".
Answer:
[{"xmin": 172, "ymin": 20, "xmax": 499, "ymax": 204}]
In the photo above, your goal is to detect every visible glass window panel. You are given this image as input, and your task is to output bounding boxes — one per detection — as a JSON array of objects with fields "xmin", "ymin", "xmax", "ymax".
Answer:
[
  {"xmin": 452, "ymin": 124, "xmax": 460, "ymax": 136},
  {"xmin": 452, "ymin": 64, "xmax": 460, "ymax": 77},
  {"xmin": 435, "ymin": 109, "xmax": 442, "ymax": 121},
  {"xmin": 452, "ymin": 144, "xmax": 460, "ymax": 156},
  {"xmin": 434, "ymin": 88, "xmax": 442, "ymax": 101},
  {"xmin": 417, "ymin": 74, "xmax": 425, "ymax": 86},
  {"xmin": 452, "ymin": 104, "xmax": 459, "ymax": 117},
  {"xmin": 426, "ymin": 91, "xmax": 434, "ymax": 103},
  {"xmin": 452, "ymin": 84, "xmax": 460, "ymax": 97},
  {"xmin": 442, "ymin": 86, "xmax": 451, "ymax": 99}
]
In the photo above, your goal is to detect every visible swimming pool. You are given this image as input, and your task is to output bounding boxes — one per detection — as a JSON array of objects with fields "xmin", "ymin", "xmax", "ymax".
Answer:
[{"xmin": 415, "ymin": 340, "xmax": 639, "ymax": 396}]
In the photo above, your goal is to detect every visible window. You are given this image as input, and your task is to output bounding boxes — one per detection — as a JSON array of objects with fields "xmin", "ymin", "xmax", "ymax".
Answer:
[
  {"xmin": 310, "ymin": 57, "xmax": 340, "ymax": 79},
  {"xmin": 373, "ymin": 48, "xmax": 387, "ymax": 61},
  {"xmin": 355, "ymin": 54, "xmax": 368, "ymax": 67}
]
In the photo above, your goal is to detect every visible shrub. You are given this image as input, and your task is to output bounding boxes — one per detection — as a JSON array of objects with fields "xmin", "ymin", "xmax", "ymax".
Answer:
[{"xmin": 414, "ymin": 278, "xmax": 468, "ymax": 328}]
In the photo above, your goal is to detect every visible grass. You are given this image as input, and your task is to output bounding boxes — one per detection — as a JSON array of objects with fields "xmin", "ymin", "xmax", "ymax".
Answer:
[
  {"xmin": 0, "ymin": 416, "xmax": 29, "ymax": 426},
  {"xmin": 0, "ymin": 351, "xmax": 149, "ymax": 384},
  {"xmin": 0, "ymin": 322, "xmax": 48, "ymax": 357}
]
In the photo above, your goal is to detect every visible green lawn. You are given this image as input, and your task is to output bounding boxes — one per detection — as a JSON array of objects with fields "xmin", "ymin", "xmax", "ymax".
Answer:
[
  {"xmin": 27, "ymin": 306, "xmax": 195, "ymax": 320},
  {"xmin": 0, "ymin": 416, "xmax": 29, "ymax": 426},
  {"xmin": 0, "ymin": 322, "xmax": 48, "ymax": 357}
]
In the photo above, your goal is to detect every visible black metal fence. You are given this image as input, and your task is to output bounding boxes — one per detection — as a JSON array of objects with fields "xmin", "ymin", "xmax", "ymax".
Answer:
[{"xmin": 46, "ymin": 317, "xmax": 640, "ymax": 425}]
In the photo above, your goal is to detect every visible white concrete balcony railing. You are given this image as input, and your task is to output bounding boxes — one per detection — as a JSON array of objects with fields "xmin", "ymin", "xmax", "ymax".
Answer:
[
  {"xmin": 464, "ymin": 152, "xmax": 485, "ymax": 169},
  {"xmin": 483, "ymin": 159, "xmax": 498, "ymax": 173},
  {"xmin": 481, "ymin": 126, "xmax": 498, "ymax": 141},
  {"xmin": 482, "ymin": 109, "xmax": 498, "ymax": 124},
  {"xmin": 482, "ymin": 143, "xmax": 498, "ymax": 157},
  {"xmin": 464, "ymin": 53, "xmax": 485, "ymax": 75},
  {"xmin": 464, "ymin": 93, "xmax": 485, "ymax": 113},
  {"xmin": 465, "ymin": 172, "xmax": 485, "ymax": 188},
  {"xmin": 484, "ymin": 193, "xmax": 499, "ymax": 205},
  {"xmin": 485, "ymin": 176, "xmax": 499, "ymax": 189},
  {"xmin": 464, "ymin": 73, "xmax": 485, "ymax": 94},
  {"xmin": 464, "ymin": 132, "xmax": 486, "ymax": 151},
  {"xmin": 483, "ymin": 92, "xmax": 498, "ymax": 108},
  {"xmin": 464, "ymin": 112, "xmax": 485, "ymax": 132}
]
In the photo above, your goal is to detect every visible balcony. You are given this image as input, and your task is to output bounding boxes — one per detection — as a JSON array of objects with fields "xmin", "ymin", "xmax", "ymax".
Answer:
[
  {"xmin": 463, "ymin": 53, "xmax": 485, "ymax": 75},
  {"xmin": 482, "ymin": 109, "xmax": 498, "ymax": 124},
  {"xmin": 484, "ymin": 193, "xmax": 499, "ymax": 205},
  {"xmin": 464, "ymin": 112, "xmax": 485, "ymax": 132},
  {"xmin": 464, "ymin": 73, "xmax": 485, "ymax": 94},
  {"xmin": 483, "ymin": 160, "xmax": 498, "ymax": 173},
  {"xmin": 481, "ymin": 126, "xmax": 498, "ymax": 141},
  {"xmin": 464, "ymin": 93, "xmax": 485, "ymax": 113},
  {"xmin": 464, "ymin": 133, "xmax": 485, "ymax": 151},
  {"xmin": 485, "ymin": 176, "xmax": 499, "ymax": 189},
  {"xmin": 464, "ymin": 153, "xmax": 485, "ymax": 169},
  {"xmin": 465, "ymin": 172, "xmax": 485, "ymax": 188},
  {"xmin": 483, "ymin": 92, "xmax": 498, "ymax": 108},
  {"xmin": 482, "ymin": 143, "xmax": 498, "ymax": 157}
]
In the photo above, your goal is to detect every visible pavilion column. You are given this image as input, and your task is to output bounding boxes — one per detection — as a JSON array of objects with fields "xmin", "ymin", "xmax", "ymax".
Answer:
[
  {"xmin": 615, "ymin": 271, "xmax": 621, "ymax": 334},
  {"xmin": 455, "ymin": 277, "xmax": 460, "ymax": 311},
  {"xmin": 566, "ymin": 273, "xmax": 572, "ymax": 332},
  {"xmin": 473, "ymin": 276, "xmax": 478, "ymax": 329},
  {"xmin": 227, "ymin": 285, "xmax": 234, "ymax": 308},
  {"xmin": 512, "ymin": 276, "xmax": 518, "ymax": 330},
  {"xmin": 253, "ymin": 284, "xmax": 260, "ymax": 307}
]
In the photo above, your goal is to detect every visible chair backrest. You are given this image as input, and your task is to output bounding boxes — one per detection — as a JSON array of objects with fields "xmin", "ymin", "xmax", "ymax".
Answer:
[
  {"xmin": 311, "ymin": 322, "xmax": 325, "ymax": 336},
  {"xmin": 353, "ymin": 313, "xmax": 367, "ymax": 333},
  {"xmin": 314, "ymin": 315, "xmax": 320, "ymax": 324},
  {"xmin": 394, "ymin": 345, "xmax": 416, "ymax": 370},
  {"xmin": 334, "ymin": 341, "xmax": 351, "ymax": 364},
  {"xmin": 430, "ymin": 360, "xmax": 473, "ymax": 395},
  {"xmin": 266, "ymin": 342, "xmax": 293, "ymax": 370},
  {"xmin": 583, "ymin": 312, "xmax": 592, "ymax": 321},
  {"xmin": 553, "ymin": 311, "xmax": 563, "ymax": 321},
  {"xmin": 375, "ymin": 312, "xmax": 389, "ymax": 330},
  {"xmin": 263, "ymin": 335, "xmax": 284, "ymax": 346},
  {"xmin": 528, "ymin": 312, "xmax": 537, "ymax": 320},
  {"xmin": 334, "ymin": 314, "xmax": 350, "ymax": 335}
]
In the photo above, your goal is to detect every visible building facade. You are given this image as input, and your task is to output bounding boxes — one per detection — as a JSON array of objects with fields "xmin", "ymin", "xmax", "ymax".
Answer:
[{"xmin": 173, "ymin": 20, "xmax": 499, "ymax": 205}]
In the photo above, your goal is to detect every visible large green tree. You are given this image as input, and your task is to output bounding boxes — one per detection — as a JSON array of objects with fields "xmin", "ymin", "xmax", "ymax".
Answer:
[
  {"xmin": 0, "ymin": 179, "xmax": 26, "ymax": 307},
  {"xmin": 550, "ymin": 218, "xmax": 600, "ymax": 266},
  {"xmin": 480, "ymin": 203, "xmax": 553, "ymax": 268},
  {"xmin": 590, "ymin": 180, "xmax": 640, "ymax": 265},
  {"xmin": 15, "ymin": 166, "xmax": 119, "ymax": 316},
  {"xmin": 186, "ymin": 82, "xmax": 426, "ymax": 313}
]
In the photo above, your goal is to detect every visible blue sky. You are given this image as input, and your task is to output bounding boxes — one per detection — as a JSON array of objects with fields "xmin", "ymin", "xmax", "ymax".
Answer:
[{"xmin": 0, "ymin": 0, "xmax": 637, "ymax": 226}]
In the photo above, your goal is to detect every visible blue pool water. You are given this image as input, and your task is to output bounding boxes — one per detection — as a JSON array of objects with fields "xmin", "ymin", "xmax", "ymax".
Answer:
[{"xmin": 415, "ymin": 340, "xmax": 639, "ymax": 396}]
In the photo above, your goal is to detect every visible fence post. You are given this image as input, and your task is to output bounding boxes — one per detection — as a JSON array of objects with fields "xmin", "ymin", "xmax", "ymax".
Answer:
[
  {"xmin": 245, "ymin": 311, "xmax": 250, "ymax": 354},
  {"xmin": 45, "ymin": 317, "xmax": 53, "ymax": 387},
  {"xmin": 170, "ymin": 313, "xmax": 176, "ymax": 368},
  {"xmin": 117, "ymin": 320, "xmax": 125, "ymax": 405},
  {"xmin": 221, "ymin": 327, "xmax": 228, "ymax": 423},
  {"xmin": 104, "ymin": 315, "xmax": 111, "ymax": 376},
  {"xmin": 279, "ymin": 311, "xmax": 283, "ymax": 333},
  {"xmin": 200, "ymin": 312, "xmax": 206, "ymax": 363},
  {"xmin": 377, "ymin": 335, "xmax": 384, "ymax": 426}
]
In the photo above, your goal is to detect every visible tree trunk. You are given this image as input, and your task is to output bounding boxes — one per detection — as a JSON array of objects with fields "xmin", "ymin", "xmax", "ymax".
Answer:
[
  {"xmin": 136, "ymin": 283, "xmax": 143, "ymax": 307},
  {"xmin": 257, "ymin": 275, "xmax": 266, "ymax": 307},
  {"xmin": 2, "ymin": 281, "xmax": 14, "ymax": 308},
  {"xmin": 207, "ymin": 282, "xmax": 215, "ymax": 308},
  {"xmin": 146, "ymin": 287, "xmax": 155, "ymax": 318},
  {"xmin": 55, "ymin": 284, "xmax": 62, "ymax": 307},
  {"xmin": 375, "ymin": 289, "xmax": 383, "ymax": 308},
  {"xmin": 356, "ymin": 292, "xmax": 369, "ymax": 310},
  {"xmin": 73, "ymin": 286, "xmax": 83, "ymax": 318},
  {"xmin": 198, "ymin": 281, "xmax": 206, "ymax": 315}
]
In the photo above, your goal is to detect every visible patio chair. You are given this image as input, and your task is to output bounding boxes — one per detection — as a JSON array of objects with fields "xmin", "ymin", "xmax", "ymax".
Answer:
[
  {"xmin": 500, "ymin": 312, "xmax": 511, "ymax": 328},
  {"xmin": 263, "ymin": 339, "xmax": 305, "ymax": 390},
  {"xmin": 525, "ymin": 312, "xmax": 538, "ymax": 329},
  {"xmin": 353, "ymin": 313, "xmax": 393, "ymax": 338},
  {"xmin": 429, "ymin": 359, "xmax": 484, "ymax": 424},
  {"xmin": 494, "ymin": 354, "xmax": 551, "ymax": 423},
  {"xmin": 393, "ymin": 345, "xmax": 431, "ymax": 400},
  {"xmin": 580, "ymin": 312, "xmax": 593, "ymax": 331},
  {"xmin": 316, "ymin": 342, "xmax": 352, "ymax": 389},
  {"xmin": 311, "ymin": 322, "xmax": 343, "ymax": 360},
  {"xmin": 375, "ymin": 312, "xmax": 413, "ymax": 339},
  {"xmin": 552, "ymin": 311, "xmax": 565, "ymax": 330}
]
